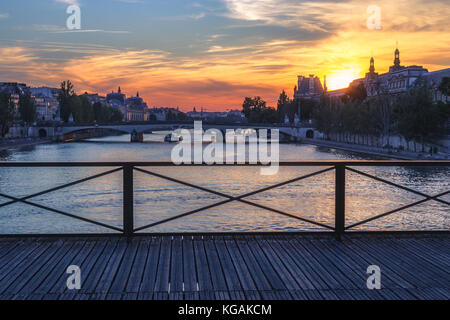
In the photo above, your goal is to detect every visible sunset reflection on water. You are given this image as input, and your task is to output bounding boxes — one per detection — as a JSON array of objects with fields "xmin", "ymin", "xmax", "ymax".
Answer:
[{"xmin": 0, "ymin": 134, "xmax": 448, "ymax": 234}]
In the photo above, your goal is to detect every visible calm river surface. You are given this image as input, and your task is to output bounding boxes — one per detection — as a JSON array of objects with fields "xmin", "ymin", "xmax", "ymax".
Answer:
[{"xmin": 0, "ymin": 133, "xmax": 448, "ymax": 234}]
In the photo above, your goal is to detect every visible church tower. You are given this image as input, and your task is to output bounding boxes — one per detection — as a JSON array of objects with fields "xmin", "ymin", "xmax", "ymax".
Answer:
[
  {"xmin": 394, "ymin": 48, "xmax": 400, "ymax": 69},
  {"xmin": 389, "ymin": 45, "xmax": 404, "ymax": 72},
  {"xmin": 369, "ymin": 57, "xmax": 375, "ymax": 73}
]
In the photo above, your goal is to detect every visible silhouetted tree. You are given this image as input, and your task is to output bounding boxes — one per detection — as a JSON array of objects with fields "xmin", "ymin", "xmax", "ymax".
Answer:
[
  {"xmin": 18, "ymin": 91, "xmax": 36, "ymax": 124},
  {"xmin": 242, "ymin": 96, "xmax": 279, "ymax": 123},
  {"xmin": 438, "ymin": 77, "xmax": 450, "ymax": 96},
  {"xmin": 0, "ymin": 91, "xmax": 15, "ymax": 137},
  {"xmin": 341, "ymin": 83, "xmax": 367, "ymax": 104},
  {"xmin": 58, "ymin": 80, "xmax": 75, "ymax": 122}
]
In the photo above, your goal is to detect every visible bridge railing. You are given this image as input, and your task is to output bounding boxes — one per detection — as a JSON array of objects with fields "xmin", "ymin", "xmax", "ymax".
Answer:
[{"xmin": 0, "ymin": 161, "xmax": 449, "ymax": 237}]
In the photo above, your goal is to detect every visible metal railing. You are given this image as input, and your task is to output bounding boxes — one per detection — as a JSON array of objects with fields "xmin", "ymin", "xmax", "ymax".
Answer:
[{"xmin": 0, "ymin": 161, "xmax": 449, "ymax": 237}]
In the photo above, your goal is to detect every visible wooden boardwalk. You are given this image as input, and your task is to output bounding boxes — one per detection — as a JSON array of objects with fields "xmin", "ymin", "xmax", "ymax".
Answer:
[{"xmin": 0, "ymin": 234, "xmax": 448, "ymax": 300}]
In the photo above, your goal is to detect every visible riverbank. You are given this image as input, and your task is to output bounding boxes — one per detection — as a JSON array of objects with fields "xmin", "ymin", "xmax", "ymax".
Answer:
[
  {"xmin": 303, "ymin": 138, "xmax": 450, "ymax": 160},
  {"xmin": 0, "ymin": 137, "xmax": 53, "ymax": 152}
]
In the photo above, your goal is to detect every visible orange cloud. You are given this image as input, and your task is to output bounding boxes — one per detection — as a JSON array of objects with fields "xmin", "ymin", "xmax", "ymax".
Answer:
[{"xmin": 0, "ymin": 0, "xmax": 449, "ymax": 110}]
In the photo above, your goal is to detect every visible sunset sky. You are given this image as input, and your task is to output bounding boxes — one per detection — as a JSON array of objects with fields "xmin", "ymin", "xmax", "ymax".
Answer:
[{"xmin": 0, "ymin": 0, "xmax": 449, "ymax": 111}]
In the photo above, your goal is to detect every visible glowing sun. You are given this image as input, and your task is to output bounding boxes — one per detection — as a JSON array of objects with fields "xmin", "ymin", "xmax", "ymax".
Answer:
[{"xmin": 326, "ymin": 69, "xmax": 361, "ymax": 91}]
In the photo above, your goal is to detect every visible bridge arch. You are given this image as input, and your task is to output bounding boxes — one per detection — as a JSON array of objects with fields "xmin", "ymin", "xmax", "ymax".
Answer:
[
  {"xmin": 38, "ymin": 128, "xmax": 47, "ymax": 138},
  {"xmin": 62, "ymin": 127, "xmax": 131, "ymax": 136},
  {"xmin": 306, "ymin": 129, "xmax": 314, "ymax": 139}
]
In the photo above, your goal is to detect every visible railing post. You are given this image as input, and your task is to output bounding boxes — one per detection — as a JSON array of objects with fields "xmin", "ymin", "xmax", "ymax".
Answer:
[
  {"xmin": 123, "ymin": 165, "xmax": 134, "ymax": 237},
  {"xmin": 335, "ymin": 164, "xmax": 346, "ymax": 240}
]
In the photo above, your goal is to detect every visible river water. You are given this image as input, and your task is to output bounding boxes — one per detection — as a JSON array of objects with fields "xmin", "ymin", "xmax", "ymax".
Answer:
[{"xmin": 0, "ymin": 132, "xmax": 448, "ymax": 234}]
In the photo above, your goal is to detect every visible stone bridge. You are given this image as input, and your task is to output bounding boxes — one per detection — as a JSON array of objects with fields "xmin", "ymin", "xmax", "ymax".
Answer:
[{"xmin": 30, "ymin": 123, "xmax": 320, "ymax": 142}]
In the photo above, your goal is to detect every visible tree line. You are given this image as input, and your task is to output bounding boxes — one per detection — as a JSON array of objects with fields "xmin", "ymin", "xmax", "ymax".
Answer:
[
  {"xmin": 241, "ymin": 77, "xmax": 450, "ymax": 150},
  {"xmin": 0, "ymin": 90, "xmax": 38, "ymax": 138},
  {"xmin": 0, "ymin": 80, "xmax": 124, "ymax": 138},
  {"xmin": 314, "ymin": 79, "xmax": 449, "ymax": 150},
  {"xmin": 58, "ymin": 80, "xmax": 123, "ymax": 123},
  {"xmin": 241, "ymin": 91, "xmax": 319, "ymax": 124}
]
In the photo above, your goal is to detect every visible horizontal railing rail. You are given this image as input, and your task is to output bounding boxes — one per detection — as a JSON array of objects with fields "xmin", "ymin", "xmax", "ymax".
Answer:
[{"xmin": 0, "ymin": 161, "xmax": 449, "ymax": 238}]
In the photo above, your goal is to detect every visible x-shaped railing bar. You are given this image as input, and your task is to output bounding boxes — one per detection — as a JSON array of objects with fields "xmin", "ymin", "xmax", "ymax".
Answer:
[
  {"xmin": 346, "ymin": 167, "xmax": 450, "ymax": 230},
  {"xmin": 133, "ymin": 166, "xmax": 335, "ymax": 232},
  {"xmin": 346, "ymin": 190, "xmax": 450, "ymax": 230},
  {"xmin": 0, "ymin": 167, "xmax": 124, "ymax": 232}
]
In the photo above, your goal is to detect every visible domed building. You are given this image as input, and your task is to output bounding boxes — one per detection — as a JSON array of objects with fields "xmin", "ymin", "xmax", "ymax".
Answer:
[
  {"xmin": 125, "ymin": 92, "xmax": 148, "ymax": 121},
  {"xmin": 105, "ymin": 87, "xmax": 149, "ymax": 121},
  {"xmin": 106, "ymin": 87, "xmax": 126, "ymax": 108}
]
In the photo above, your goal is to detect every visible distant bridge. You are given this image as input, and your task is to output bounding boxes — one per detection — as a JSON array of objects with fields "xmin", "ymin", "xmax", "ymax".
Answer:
[{"xmin": 30, "ymin": 122, "xmax": 320, "ymax": 142}]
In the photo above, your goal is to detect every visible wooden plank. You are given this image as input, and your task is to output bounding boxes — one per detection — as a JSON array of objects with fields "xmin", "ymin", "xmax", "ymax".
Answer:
[
  {"xmin": 268, "ymin": 238, "xmax": 315, "ymax": 290},
  {"xmin": 299, "ymin": 238, "xmax": 357, "ymax": 290},
  {"xmin": 214, "ymin": 291, "xmax": 230, "ymax": 300},
  {"xmin": 123, "ymin": 293, "xmax": 138, "ymax": 300},
  {"xmin": 79, "ymin": 239, "xmax": 119, "ymax": 294},
  {"xmin": 224, "ymin": 238, "xmax": 258, "ymax": 292},
  {"xmin": 203, "ymin": 238, "xmax": 228, "ymax": 292},
  {"xmin": 275, "ymin": 236, "xmax": 329, "ymax": 290},
  {"xmin": 5, "ymin": 240, "xmax": 70, "ymax": 295},
  {"xmin": 382, "ymin": 238, "xmax": 449, "ymax": 286},
  {"xmin": 390, "ymin": 238, "xmax": 450, "ymax": 276},
  {"xmin": 214, "ymin": 239, "xmax": 242, "ymax": 292},
  {"xmin": 15, "ymin": 240, "xmax": 78, "ymax": 295},
  {"xmin": 330, "ymin": 290, "xmax": 356, "ymax": 300},
  {"xmin": 137, "ymin": 292, "xmax": 153, "ymax": 300},
  {"xmin": 95, "ymin": 239, "xmax": 128, "ymax": 294},
  {"xmin": 126, "ymin": 239, "xmax": 150, "ymax": 293},
  {"xmin": 36, "ymin": 240, "xmax": 87, "ymax": 294},
  {"xmin": 228, "ymin": 291, "xmax": 245, "ymax": 300},
  {"xmin": 341, "ymin": 237, "xmax": 413, "ymax": 289},
  {"xmin": 347, "ymin": 237, "xmax": 420, "ymax": 289},
  {"xmin": 235, "ymin": 238, "xmax": 272, "ymax": 292},
  {"xmin": 109, "ymin": 238, "xmax": 139, "ymax": 293},
  {"xmin": 154, "ymin": 237, "xmax": 171, "ymax": 293},
  {"xmin": 0, "ymin": 241, "xmax": 43, "ymax": 278},
  {"xmin": 0, "ymin": 234, "xmax": 447, "ymax": 301},
  {"xmin": 184, "ymin": 291, "xmax": 200, "ymax": 300},
  {"xmin": 406, "ymin": 238, "xmax": 450, "ymax": 263},
  {"xmin": 0, "ymin": 241, "xmax": 53, "ymax": 294},
  {"xmin": 249, "ymin": 237, "xmax": 292, "ymax": 290},
  {"xmin": 50, "ymin": 239, "xmax": 101, "ymax": 294},
  {"xmin": 170, "ymin": 236, "xmax": 183, "ymax": 293},
  {"xmin": 310, "ymin": 239, "xmax": 368, "ymax": 293},
  {"xmin": 169, "ymin": 292, "xmax": 183, "ymax": 300},
  {"xmin": 182, "ymin": 236, "xmax": 197, "ymax": 293},
  {"xmin": 0, "ymin": 241, "xmax": 19, "ymax": 261},
  {"xmin": 353, "ymin": 238, "xmax": 440, "ymax": 289},
  {"xmin": 288, "ymin": 237, "xmax": 342, "ymax": 290},
  {"xmin": 193, "ymin": 236, "xmax": 213, "ymax": 292},
  {"xmin": 139, "ymin": 237, "xmax": 161, "ymax": 294},
  {"xmin": 303, "ymin": 289, "xmax": 324, "ymax": 300}
]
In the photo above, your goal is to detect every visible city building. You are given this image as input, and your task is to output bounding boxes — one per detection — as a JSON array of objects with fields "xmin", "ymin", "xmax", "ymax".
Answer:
[
  {"xmin": 147, "ymin": 107, "xmax": 182, "ymax": 121},
  {"xmin": 186, "ymin": 107, "xmax": 246, "ymax": 122},
  {"xmin": 0, "ymin": 82, "xmax": 29, "ymax": 114},
  {"xmin": 30, "ymin": 87, "xmax": 60, "ymax": 121},
  {"xmin": 293, "ymin": 75, "xmax": 325, "ymax": 101},
  {"xmin": 125, "ymin": 92, "xmax": 148, "ymax": 121},
  {"xmin": 105, "ymin": 87, "xmax": 150, "ymax": 121},
  {"xmin": 82, "ymin": 92, "xmax": 105, "ymax": 105},
  {"xmin": 105, "ymin": 86, "xmax": 127, "ymax": 117},
  {"xmin": 299, "ymin": 48, "xmax": 450, "ymax": 101}
]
